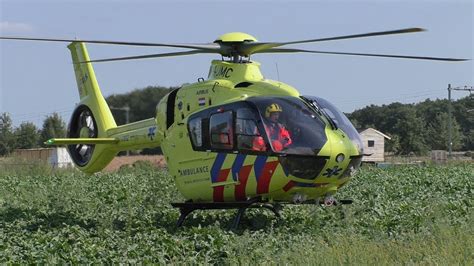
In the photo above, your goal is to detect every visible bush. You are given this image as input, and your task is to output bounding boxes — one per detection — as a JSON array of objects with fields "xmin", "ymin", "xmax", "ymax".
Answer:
[{"xmin": 0, "ymin": 163, "xmax": 472, "ymax": 263}]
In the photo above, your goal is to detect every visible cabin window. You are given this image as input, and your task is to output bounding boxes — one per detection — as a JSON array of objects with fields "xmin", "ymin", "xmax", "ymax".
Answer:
[
  {"xmin": 368, "ymin": 140, "xmax": 375, "ymax": 147},
  {"xmin": 236, "ymin": 108, "xmax": 266, "ymax": 151},
  {"xmin": 188, "ymin": 117, "xmax": 203, "ymax": 147},
  {"xmin": 210, "ymin": 111, "xmax": 233, "ymax": 150}
]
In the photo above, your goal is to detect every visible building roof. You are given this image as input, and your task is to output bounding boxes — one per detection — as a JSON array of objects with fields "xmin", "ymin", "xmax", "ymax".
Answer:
[{"xmin": 358, "ymin": 128, "xmax": 392, "ymax": 140}]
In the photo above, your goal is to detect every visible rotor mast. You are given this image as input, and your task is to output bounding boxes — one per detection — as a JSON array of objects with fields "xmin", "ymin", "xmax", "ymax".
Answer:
[{"xmin": 226, "ymin": 53, "xmax": 249, "ymax": 63}]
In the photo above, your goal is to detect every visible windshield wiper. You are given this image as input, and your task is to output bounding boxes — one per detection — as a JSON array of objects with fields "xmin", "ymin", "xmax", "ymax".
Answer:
[
  {"xmin": 319, "ymin": 107, "xmax": 338, "ymax": 130},
  {"xmin": 300, "ymin": 96, "xmax": 338, "ymax": 130}
]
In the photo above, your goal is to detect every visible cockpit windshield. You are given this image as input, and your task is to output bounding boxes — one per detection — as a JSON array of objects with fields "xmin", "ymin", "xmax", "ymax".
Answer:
[
  {"xmin": 247, "ymin": 97, "xmax": 327, "ymax": 155},
  {"xmin": 302, "ymin": 96, "xmax": 364, "ymax": 154}
]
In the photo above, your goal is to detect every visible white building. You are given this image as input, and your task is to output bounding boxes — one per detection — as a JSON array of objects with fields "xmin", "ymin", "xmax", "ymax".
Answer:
[
  {"xmin": 359, "ymin": 128, "xmax": 391, "ymax": 163},
  {"xmin": 14, "ymin": 147, "xmax": 74, "ymax": 168}
]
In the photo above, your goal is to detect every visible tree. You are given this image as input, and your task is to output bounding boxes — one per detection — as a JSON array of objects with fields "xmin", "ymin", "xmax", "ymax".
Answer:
[
  {"xmin": 385, "ymin": 134, "xmax": 400, "ymax": 154},
  {"xmin": 426, "ymin": 112, "xmax": 463, "ymax": 150},
  {"xmin": 106, "ymin": 86, "xmax": 174, "ymax": 125},
  {"xmin": 390, "ymin": 105, "xmax": 428, "ymax": 155},
  {"xmin": 40, "ymin": 113, "xmax": 66, "ymax": 147},
  {"xmin": 349, "ymin": 104, "xmax": 385, "ymax": 131},
  {"xmin": 14, "ymin": 122, "xmax": 40, "ymax": 149},
  {"xmin": 0, "ymin": 113, "xmax": 14, "ymax": 155},
  {"xmin": 452, "ymin": 97, "xmax": 474, "ymax": 150},
  {"xmin": 466, "ymin": 129, "xmax": 474, "ymax": 151},
  {"xmin": 417, "ymin": 97, "xmax": 472, "ymax": 150}
]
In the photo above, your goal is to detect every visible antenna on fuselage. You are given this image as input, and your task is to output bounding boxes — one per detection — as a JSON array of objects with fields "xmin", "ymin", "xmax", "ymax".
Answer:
[{"xmin": 275, "ymin": 62, "xmax": 281, "ymax": 81}]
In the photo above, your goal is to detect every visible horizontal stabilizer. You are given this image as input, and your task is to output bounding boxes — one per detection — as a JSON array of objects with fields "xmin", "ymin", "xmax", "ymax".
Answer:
[{"xmin": 45, "ymin": 138, "xmax": 119, "ymax": 145}]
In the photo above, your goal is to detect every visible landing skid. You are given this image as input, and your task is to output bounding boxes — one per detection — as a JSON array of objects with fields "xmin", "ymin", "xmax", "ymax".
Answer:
[
  {"xmin": 171, "ymin": 198, "xmax": 352, "ymax": 229},
  {"xmin": 302, "ymin": 199, "xmax": 353, "ymax": 206},
  {"xmin": 171, "ymin": 198, "xmax": 282, "ymax": 230}
]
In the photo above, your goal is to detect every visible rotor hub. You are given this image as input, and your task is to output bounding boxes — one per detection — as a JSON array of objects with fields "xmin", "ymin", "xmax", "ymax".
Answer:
[
  {"xmin": 214, "ymin": 33, "xmax": 258, "ymax": 61},
  {"xmin": 214, "ymin": 32, "xmax": 257, "ymax": 43}
]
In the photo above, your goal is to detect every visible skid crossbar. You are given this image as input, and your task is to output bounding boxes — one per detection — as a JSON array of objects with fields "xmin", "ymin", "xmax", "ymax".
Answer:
[
  {"xmin": 170, "ymin": 198, "xmax": 352, "ymax": 229},
  {"xmin": 171, "ymin": 198, "xmax": 282, "ymax": 229}
]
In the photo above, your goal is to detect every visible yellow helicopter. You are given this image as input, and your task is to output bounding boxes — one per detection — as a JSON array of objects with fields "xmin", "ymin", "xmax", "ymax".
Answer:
[{"xmin": 0, "ymin": 28, "xmax": 467, "ymax": 227}]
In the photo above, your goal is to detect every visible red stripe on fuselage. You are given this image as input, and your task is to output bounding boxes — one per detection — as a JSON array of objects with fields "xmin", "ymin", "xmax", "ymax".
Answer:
[
  {"xmin": 213, "ymin": 169, "xmax": 230, "ymax": 202},
  {"xmin": 256, "ymin": 161, "xmax": 280, "ymax": 194},
  {"xmin": 283, "ymin": 181, "xmax": 296, "ymax": 192},
  {"xmin": 234, "ymin": 165, "xmax": 253, "ymax": 201}
]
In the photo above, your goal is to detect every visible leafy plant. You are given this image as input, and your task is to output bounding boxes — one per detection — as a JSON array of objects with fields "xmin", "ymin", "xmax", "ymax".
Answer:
[{"xmin": 0, "ymin": 163, "xmax": 472, "ymax": 263}]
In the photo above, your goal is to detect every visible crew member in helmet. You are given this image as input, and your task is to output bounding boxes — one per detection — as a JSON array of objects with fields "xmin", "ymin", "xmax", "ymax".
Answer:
[{"xmin": 253, "ymin": 103, "xmax": 292, "ymax": 151}]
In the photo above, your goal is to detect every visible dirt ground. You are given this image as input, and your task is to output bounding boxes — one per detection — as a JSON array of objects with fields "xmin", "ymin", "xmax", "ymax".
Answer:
[{"xmin": 104, "ymin": 155, "xmax": 167, "ymax": 172}]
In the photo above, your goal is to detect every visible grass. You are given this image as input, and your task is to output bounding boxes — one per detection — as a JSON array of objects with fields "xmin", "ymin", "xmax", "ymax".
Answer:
[{"xmin": 0, "ymin": 161, "xmax": 472, "ymax": 263}]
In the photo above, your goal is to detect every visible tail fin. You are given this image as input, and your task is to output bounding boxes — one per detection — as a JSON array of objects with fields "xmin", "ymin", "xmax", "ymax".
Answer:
[
  {"xmin": 65, "ymin": 42, "xmax": 118, "ymax": 173},
  {"xmin": 68, "ymin": 42, "xmax": 117, "ymax": 132},
  {"xmin": 58, "ymin": 42, "xmax": 161, "ymax": 174}
]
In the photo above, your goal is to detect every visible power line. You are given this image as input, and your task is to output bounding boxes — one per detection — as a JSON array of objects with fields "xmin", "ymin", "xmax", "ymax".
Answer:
[
  {"xmin": 333, "ymin": 85, "xmax": 472, "ymax": 108},
  {"xmin": 447, "ymin": 84, "xmax": 473, "ymax": 158},
  {"xmin": 451, "ymin": 85, "xmax": 474, "ymax": 92},
  {"xmin": 334, "ymin": 88, "xmax": 447, "ymax": 104},
  {"xmin": 10, "ymin": 107, "xmax": 73, "ymax": 117},
  {"xmin": 335, "ymin": 92, "xmax": 445, "ymax": 107}
]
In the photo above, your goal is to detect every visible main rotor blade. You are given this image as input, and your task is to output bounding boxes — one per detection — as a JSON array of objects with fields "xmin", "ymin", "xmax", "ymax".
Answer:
[
  {"xmin": 256, "ymin": 48, "xmax": 469, "ymax": 62},
  {"xmin": 0, "ymin": 36, "xmax": 221, "ymax": 51},
  {"xmin": 241, "ymin": 28, "xmax": 425, "ymax": 55},
  {"xmin": 80, "ymin": 49, "xmax": 214, "ymax": 63}
]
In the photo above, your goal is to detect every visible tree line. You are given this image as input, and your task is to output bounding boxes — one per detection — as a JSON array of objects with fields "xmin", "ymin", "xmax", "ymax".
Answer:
[
  {"xmin": 0, "ymin": 84, "xmax": 472, "ymax": 156},
  {"xmin": 0, "ymin": 86, "xmax": 173, "ymax": 156},
  {"xmin": 348, "ymin": 97, "xmax": 473, "ymax": 154},
  {"xmin": 0, "ymin": 113, "xmax": 66, "ymax": 155}
]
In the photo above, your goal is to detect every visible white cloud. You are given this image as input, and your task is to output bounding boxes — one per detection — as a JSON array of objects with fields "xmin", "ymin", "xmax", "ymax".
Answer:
[{"xmin": 0, "ymin": 21, "xmax": 34, "ymax": 33}]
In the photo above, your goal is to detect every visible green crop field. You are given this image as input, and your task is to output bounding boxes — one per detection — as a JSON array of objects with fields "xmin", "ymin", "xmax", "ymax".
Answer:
[{"xmin": 0, "ymin": 161, "xmax": 472, "ymax": 264}]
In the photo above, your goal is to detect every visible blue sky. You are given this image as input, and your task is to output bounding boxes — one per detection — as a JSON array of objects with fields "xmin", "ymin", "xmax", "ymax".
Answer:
[{"xmin": 1, "ymin": 0, "xmax": 472, "ymax": 127}]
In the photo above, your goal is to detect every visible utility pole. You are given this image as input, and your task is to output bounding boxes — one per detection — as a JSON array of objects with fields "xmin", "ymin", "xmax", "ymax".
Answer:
[
  {"xmin": 447, "ymin": 84, "xmax": 473, "ymax": 158},
  {"xmin": 447, "ymin": 84, "xmax": 452, "ymax": 157},
  {"xmin": 110, "ymin": 105, "xmax": 131, "ymax": 156}
]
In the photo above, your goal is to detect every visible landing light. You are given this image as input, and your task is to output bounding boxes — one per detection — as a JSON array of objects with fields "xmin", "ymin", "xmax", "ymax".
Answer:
[
  {"xmin": 292, "ymin": 193, "xmax": 307, "ymax": 204},
  {"xmin": 336, "ymin": 153, "xmax": 345, "ymax": 163}
]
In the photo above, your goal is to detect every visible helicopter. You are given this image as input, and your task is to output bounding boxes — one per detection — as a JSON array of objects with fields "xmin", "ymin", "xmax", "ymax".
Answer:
[{"xmin": 0, "ymin": 28, "xmax": 467, "ymax": 228}]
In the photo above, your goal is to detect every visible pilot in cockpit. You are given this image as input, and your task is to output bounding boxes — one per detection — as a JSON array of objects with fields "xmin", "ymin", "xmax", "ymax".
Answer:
[{"xmin": 253, "ymin": 103, "xmax": 292, "ymax": 151}]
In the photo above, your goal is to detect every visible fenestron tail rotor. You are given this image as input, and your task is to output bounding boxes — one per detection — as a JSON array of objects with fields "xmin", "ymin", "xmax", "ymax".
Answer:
[
  {"xmin": 0, "ymin": 27, "xmax": 469, "ymax": 62},
  {"xmin": 68, "ymin": 105, "xmax": 98, "ymax": 166}
]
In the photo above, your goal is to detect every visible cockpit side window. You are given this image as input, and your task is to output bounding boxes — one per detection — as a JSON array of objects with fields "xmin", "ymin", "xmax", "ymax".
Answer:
[
  {"xmin": 236, "ymin": 108, "xmax": 267, "ymax": 152},
  {"xmin": 188, "ymin": 102, "xmax": 271, "ymax": 154},
  {"xmin": 210, "ymin": 111, "xmax": 234, "ymax": 150}
]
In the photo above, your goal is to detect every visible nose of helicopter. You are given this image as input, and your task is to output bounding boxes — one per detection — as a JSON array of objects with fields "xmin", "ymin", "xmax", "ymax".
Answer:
[
  {"xmin": 317, "ymin": 129, "xmax": 363, "ymax": 180},
  {"xmin": 278, "ymin": 129, "xmax": 362, "ymax": 181}
]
